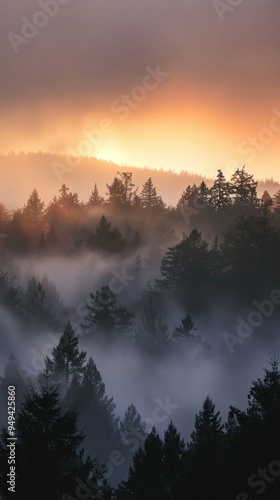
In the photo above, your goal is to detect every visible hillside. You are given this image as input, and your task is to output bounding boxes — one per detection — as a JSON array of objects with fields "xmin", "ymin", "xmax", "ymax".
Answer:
[{"xmin": 0, "ymin": 152, "xmax": 279, "ymax": 208}]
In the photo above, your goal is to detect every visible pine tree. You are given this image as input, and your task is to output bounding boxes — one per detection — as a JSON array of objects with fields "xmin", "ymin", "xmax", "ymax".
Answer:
[
  {"xmin": 230, "ymin": 166, "xmax": 258, "ymax": 208},
  {"xmin": 136, "ymin": 294, "xmax": 170, "ymax": 353},
  {"xmin": 120, "ymin": 404, "xmax": 147, "ymax": 452},
  {"xmin": 106, "ymin": 177, "xmax": 126, "ymax": 207},
  {"xmin": 0, "ymin": 385, "xmax": 100, "ymax": 500},
  {"xmin": 0, "ymin": 202, "xmax": 10, "ymax": 231},
  {"xmin": 65, "ymin": 357, "xmax": 121, "ymax": 464},
  {"xmin": 116, "ymin": 428, "xmax": 164, "ymax": 499},
  {"xmin": 22, "ymin": 189, "xmax": 45, "ymax": 230},
  {"xmin": 139, "ymin": 178, "xmax": 165, "ymax": 212},
  {"xmin": 45, "ymin": 321, "xmax": 86, "ymax": 389},
  {"xmin": 176, "ymin": 184, "xmax": 199, "ymax": 210},
  {"xmin": 87, "ymin": 183, "xmax": 105, "ymax": 207},
  {"xmin": 172, "ymin": 314, "xmax": 208, "ymax": 350},
  {"xmin": 209, "ymin": 170, "xmax": 231, "ymax": 210},
  {"xmin": 159, "ymin": 229, "xmax": 210, "ymax": 293},
  {"xmin": 117, "ymin": 172, "xmax": 137, "ymax": 206},
  {"xmin": 162, "ymin": 422, "xmax": 186, "ymax": 499},
  {"xmin": 186, "ymin": 396, "xmax": 224, "ymax": 499},
  {"xmin": 89, "ymin": 215, "xmax": 126, "ymax": 253},
  {"xmin": 24, "ymin": 276, "xmax": 58, "ymax": 329},
  {"xmin": 82, "ymin": 285, "xmax": 133, "ymax": 337},
  {"xmin": 227, "ymin": 359, "xmax": 280, "ymax": 496}
]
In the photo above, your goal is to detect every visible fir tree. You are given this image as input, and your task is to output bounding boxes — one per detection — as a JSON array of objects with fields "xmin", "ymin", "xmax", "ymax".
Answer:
[
  {"xmin": 0, "ymin": 385, "xmax": 99, "ymax": 500},
  {"xmin": 45, "ymin": 321, "xmax": 86, "ymax": 389},
  {"xmin": 87, "ymin": 183, "xmax": 105, "ymax": 207},
  {"xmin": 209, "ymin": 169, "xmax": 232, "ymax": 210},
  {"xmin": 82, "ymin": 285, "xmax": 133, "ymax": 337},
  {"xmin": 22, "ymin": 189, "xmax": 45, "ymax": 230}
]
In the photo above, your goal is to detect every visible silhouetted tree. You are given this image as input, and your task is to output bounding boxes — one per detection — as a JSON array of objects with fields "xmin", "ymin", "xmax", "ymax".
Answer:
[
  {"xmin": 45, "ymin": 322, "xmax": 86, "ymax": 389},
  {"xmin": 88, "ymin": 183, "xmax": 105, "ymax": 207},
  {"xmin": 230, "ymin": 166, "xmax": 258, "ymax": 209},
  {"xmin": 210, "ymin": 169, "xmax": 231, "ymax": 210},
  {"xmin": 186, "ymin": 396, "xmax": 224, "ymax": 499},
  {"xmin": 65, "ymin": 357, "xmax": 120, "ymax": 464},
  {"xmin": 140, "ymin": 178, "xmax": 165, "ymax": 213},
  {"xmin": 0, "ymin": 385, "xmax": 100, "ymax": 500},
  {"xmin": 22, "ymin": 188, "xmax": 45, "ymax": 230},
  {"xmin": 116, "ymin": 427, "xmax": 164, "ymax": 499},
  {"xmin": 82, "ymin": 285, "xmax": 133, "ymax": 337},
  {"xmin": 89, "ymin": 215, "xmax": 126, "ymax": 253}
]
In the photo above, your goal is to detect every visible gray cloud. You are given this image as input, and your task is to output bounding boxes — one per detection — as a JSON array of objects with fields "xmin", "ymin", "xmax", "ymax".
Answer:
[{"xmin": 1, "ymin": 0, "xmax": 280, "ymax": 114}]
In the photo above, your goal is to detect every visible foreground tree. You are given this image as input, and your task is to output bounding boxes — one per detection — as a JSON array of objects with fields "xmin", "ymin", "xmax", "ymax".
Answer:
[
  {"xmin": 116, "ymin": 427, "xmax": 164, "ymax": 499},
  {"xmin": 65, "ymin": 357, "xmax": 121, "ymax": 465},
  {"xmin": 185, "ymin": 396, "xmax": 224, "ymax": 499},
  {"xmin": 0, "ymin": 385, "xmax": 100, "ymax": 500}
]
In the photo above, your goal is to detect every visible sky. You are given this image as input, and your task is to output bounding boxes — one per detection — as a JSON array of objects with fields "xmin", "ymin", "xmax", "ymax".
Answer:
[{"xmin": 2, "ymin": 0, "xmax": 280, "ymax": 180}]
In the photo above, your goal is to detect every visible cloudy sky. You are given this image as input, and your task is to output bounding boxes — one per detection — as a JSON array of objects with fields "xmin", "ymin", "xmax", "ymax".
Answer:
[{"xmin": 2, "ymin": 0, "xmax": 280, "ymax": 180}]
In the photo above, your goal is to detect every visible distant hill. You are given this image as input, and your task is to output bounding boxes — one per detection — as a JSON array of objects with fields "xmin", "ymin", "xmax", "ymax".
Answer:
[{"xmin": 0, "ymin": 152, "xmax": 279, "ymax": 208}]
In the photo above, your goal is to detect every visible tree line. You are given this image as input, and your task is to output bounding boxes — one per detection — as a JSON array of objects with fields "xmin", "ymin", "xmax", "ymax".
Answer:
[
  {"xmin": 1, "ymin": 337, "xmax": 280, "ymax": 499},
  {"xmin": 0, "ymin": 167, "xmax": 279, "ymax": 255}
]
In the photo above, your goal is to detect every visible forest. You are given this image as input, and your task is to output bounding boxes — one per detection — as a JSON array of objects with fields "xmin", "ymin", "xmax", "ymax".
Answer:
[{"xmin": 1, "ymin": 166, "xmax": 280, "ymax": 499}]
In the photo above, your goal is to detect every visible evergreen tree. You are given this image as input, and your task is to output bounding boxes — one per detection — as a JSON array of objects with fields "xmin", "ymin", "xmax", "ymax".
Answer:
[
  {"xmin": 0, "ymin": 202, "xmax": 10, "ymax": 231},
  {"xmin": 227, "ymin": 359, "xmax": 280, "ymax": 498},
  {"xmin": 89, "ymin": 215, "xmax": 126, "ymax": 253},
  {"xmin": 159, "ymin": 229, "xmax": 210, "ymax": 296},
  {"xmin": 186, "ymin": 396, "xmax": 224, "ymax": 499},
  {"xmin": 87, "ymin": 183, "xmax": 105, "ymax": 207},
  {"xmin": 82, "ymin": 285, "xmax": 133, "ymax": 337},
  {"xmin": 22, "ymin": 189, "xmax": 45, "ymax": 230},
  {"xmin": 116, "ymin": 428, "xmax": 164, "ymax": 499},
  {"xmin": 136, "ymin": 294, "xmax": 170, "ymax": 353},
  {"xmin": 172, "ymin": 314, "xmax": 209, "ymax": 350},
  {"xmin": 45, "ymin": 322, "xmax": 86, "ymax": 389},
  {"xmin": 24, "ymin": 276, "xmax": 58, "ymax": 330},
  {"xmin": 0, "ymin": 385, "xmax": 100, "ymax": 500},
  {"xmin": 176, "ymin": 184, "xmax": 199, "ymax": 210},
  {"xmin": 210, "ymin": 170, "xmax": 232, "ymax": 210},
  {"xmin": 162, "ymin": 422, "xmax": 186, "ymax": 499},
  {"xmin": 66, "ymin": 357, "xmax": 120, "ymax": 463},
  {"xmin": 120, "ymin": 404, "xmax": 147, "ymax": 452},
  {"xmin": 139, "ymin": 178, "xmax": 165, "ymax": 212},
  {"xmin": 117, "ymin": 172, "xmax": 137, "ymax": 206},
  {"xmin": 230, "ymin": 166, "xmax": 258, "ymax": 208},
  {"xmin": 7, "ymin": 209, "xmax": 32, "ymax": 253},
  {"xmin": 106, "ymin": 177, "xmax": 126, "ymax": 207}
]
